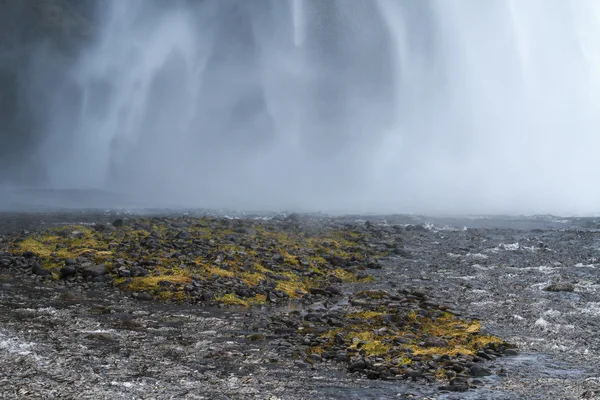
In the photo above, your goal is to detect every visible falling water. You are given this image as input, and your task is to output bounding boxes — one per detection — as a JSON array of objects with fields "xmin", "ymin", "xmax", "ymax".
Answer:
[{"xmin": 28, "ymin": 0, "xmax": 600, "ymax": 214}]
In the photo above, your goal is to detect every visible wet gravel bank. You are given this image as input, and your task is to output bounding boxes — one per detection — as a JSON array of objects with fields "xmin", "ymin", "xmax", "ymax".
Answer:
[{"xmin": 0, "ymin": 212, "xmax": 599, "ymax": 399}]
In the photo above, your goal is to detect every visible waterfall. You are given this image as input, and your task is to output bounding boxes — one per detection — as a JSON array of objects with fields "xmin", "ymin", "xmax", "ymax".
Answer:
[{"xmin": 32, "ymin": 0, "xmax": 600, "ymax": 214}]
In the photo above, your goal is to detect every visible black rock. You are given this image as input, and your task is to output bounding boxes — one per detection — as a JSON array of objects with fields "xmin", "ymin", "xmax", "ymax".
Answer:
[
  {"xmin": 137, "ymin": 292, "xmax": 153, "ymax": 301},
  {"xmin": 60, "ymin": 266, "xmax": 77, "ymax": 279},
  {"xmin": 366, "ymin": 370, "xmax": 381, "ymax": 380},
  {"xmin": 470, "ymin": 365, "xmax": 492, "ymax": 377},
  {"xmin": 82, "ymin": 265, "xmax": 108, "ymax": 278},
  {"xmin": 424, "ymin": 337, "xmax": 448, "ymax": 347},
  {"xmin": 404, "ymin": 369, "xmax": 422, "ymax": 379},
  {"xmin": 309, "ymin": 288, "xmax": 327, "ymax": 296},
  {"xmin": 176, "ymin": 231, "xmax": 191, "ymax": 240},
  {"xmin": 130, "ymin": 266, "xmax": 149, "ymax": 277},
  {"xmin": 348, "ymin": 359, "xmax": 367, "ymax": 371},
  {"xmin": 544, "ymin": 282, "xmax": 575, "ymax": 292},
  {"xmin": 267, "ymin": 291, "xmax": 278, "ymax": 303},
  {"xmin": 330, "ymin": 256, "xmax": 347, "ymax": 267},
  {"xmin": 201, "ymin": 292, "xmax": 213, "ymax": 302},
  {"xmin": 272, "ymin": 253, "xmax": 284, "ymax": 264},
  {"xmin": 0, "ymin": 257, "xmax": 12, "ymax": 268},
  {"xmin": 32, "ymin": 262, "xmax": 51, "ymax": 276},
  {"xmin": 325, "ymin": 286, "xmax": 342, "ymax": 296},
  {"xmin": 112, "ymin": 219, "xmax": 125, "ymax": 227}
]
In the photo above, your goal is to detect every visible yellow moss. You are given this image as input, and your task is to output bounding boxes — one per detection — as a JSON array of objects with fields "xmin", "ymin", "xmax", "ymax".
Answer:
[
  {"xmin": 204, "ymin": 265, "xmax": 235, "ymax": 278},
  {"xmin": 157, "ymin": 291, "xmax": 188, "ymax": 302},
  {"xmin": 247, "ymin": 294, "xmax": 267, "ymax": 305},
  {"xmin": 408, "ymin": 310, "xmax": 418, "ymax": 322},
  {"xmin": 362, "ymin": 340, "xmax": 392, "ymax": 356},
  {"xmin": 409, "ymin": 345, "xmax": 475, "ymax": 357},
  {"xmin": 241, "ymin": 272, "xmax": 266, "ymax": 286},
  {"xmin": 466, "ymin": 320, "xmax": 482, "ymax": 334},
  {"xmin": 470, "ymin": 335, "xmax": 503, "ymax": 349},
  {"xmin": 276, "ymin": 280, "xmax": 307, "ymax": 298},
  {"xmin": 332, "ymin": 268, "xmax": 356, "ymax": 282},
  {"xmin": 126, "ymin": 275, "xmax": 191, "ymax": 291},
  {"xmin": 346, "ymin": 311, "xmax": 385, "ymax": 320},
  {"xmin": 17, "ymin": 236, "xmax": 60, "ymax": 257},
  {"xmin": 435, "ymin": 368, "xmax": 448, "ymax": 380},
  {"xmin": 216, "ymin": 293, "xmax": 248, "ymax": 306}
]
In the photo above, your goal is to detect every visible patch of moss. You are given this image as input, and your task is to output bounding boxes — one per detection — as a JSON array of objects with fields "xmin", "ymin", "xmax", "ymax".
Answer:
[
  {"xmin": 315, "ymin": 301, "xmax": 509, "ymax": 376},
  {"xmin": 216, "ymin": 293, "xmax": 249, "ymax": 306},
  {"xmin": 276, "ymin": 280, "xmax": 307, "ymax": 298},
  {"xmin": 125, "ymin": 275, "xmax": 191, "ymax": 292},
  {"xmin": 346, "ymin": 311, "xmax": 385, "ymax": 320}
]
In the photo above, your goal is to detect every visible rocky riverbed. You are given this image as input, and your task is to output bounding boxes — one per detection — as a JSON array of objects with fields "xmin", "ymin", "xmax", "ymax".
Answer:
[{"xmin": 0, "ymin": 211, "xmax": 599, "ymax": 399}]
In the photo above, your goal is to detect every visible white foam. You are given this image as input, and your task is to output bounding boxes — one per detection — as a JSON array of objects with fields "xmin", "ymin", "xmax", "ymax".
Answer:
[{"xmin": 534, "ymin": 317, "xmax": 549, "ymax": 329}]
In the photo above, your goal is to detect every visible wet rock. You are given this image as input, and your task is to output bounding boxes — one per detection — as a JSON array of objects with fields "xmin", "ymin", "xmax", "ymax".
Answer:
[
  {"xmin": 504, "ymin": 348, "xmax": 519, "ymax": 356},
  {"xmin": 60, "ymin": 266, "xmax": 77, "ymax": 279},
  {"xmin": 544, "ymin": 282, "xmax": 575, "ymax": 292},
  {"xmin": 325, "ymin": 286, "xmax": 342, "ymax": 296},
  {"xmin": 31, "ymin": 262, "xmax": 51, "ymax": 276},
  {"xmin": 470, "ymin": 365, "xmax": 492, "ymax": 377},
  {"xmin": 424, "ymin": 337, "xmax": 448, "ymax": 347},
  {"xmin": 348, "ymin": 359, "xmax": 367, "ymax": 371},
  {"xmin": 176, "ymin": 231, "xmax": 190, "ymax": 240},
  {"xmin": 130, "ymin": 266, "xmax": 149, "ymax": 277},
  {"xmin": 309, "ymin": 288, "xmax": 327, "ymax": 296},
  {"xmin": 136, "ymin": 292, "xmax": 154, "ymax": 301},
  {"xmin": 404, "ymin": 369, "xmax": 422, "ymax": 379},
  {"xmin": 82, "ymin": 264, "xmax": 108, "ymax": 278},
  {"xmin": 329, "ymin": 256, "xmax": 347, "ymax": 267}
]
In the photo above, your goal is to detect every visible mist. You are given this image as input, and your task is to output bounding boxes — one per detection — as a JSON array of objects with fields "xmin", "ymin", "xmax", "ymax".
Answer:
[{"xmin": 2, "ymin": 0, "xmax": 600, "ymax": 215}]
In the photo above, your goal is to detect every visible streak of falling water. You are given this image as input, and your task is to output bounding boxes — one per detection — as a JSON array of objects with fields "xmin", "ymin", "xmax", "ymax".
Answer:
[
  {"xmin": 24, "ymin": 0, "xmax": 600, "ymax": 215},
  {"xmin": 293, "ymin": 0, "xmax": 305, "ymax": 47}
]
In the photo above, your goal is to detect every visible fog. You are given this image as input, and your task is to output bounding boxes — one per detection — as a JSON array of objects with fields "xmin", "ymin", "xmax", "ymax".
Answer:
[{"xmin": 3, "ymin": 0, "xmax": 600, "ymax": 215}]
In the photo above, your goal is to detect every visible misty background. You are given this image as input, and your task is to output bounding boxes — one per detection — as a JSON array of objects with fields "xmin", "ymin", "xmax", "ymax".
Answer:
[{"xmin": 1, "ymin": 0, "xmax": 600, "ymax": 215}]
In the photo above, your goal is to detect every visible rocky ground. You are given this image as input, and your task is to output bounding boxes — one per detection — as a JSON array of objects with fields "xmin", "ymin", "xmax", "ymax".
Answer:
[{"xmin": 0, "ymin": 211, "xmax": 599, "ymax": 399}]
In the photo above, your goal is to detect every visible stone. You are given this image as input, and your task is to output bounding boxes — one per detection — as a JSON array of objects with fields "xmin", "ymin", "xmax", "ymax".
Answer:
[
  {"xmin": 404, "ymin": 369, "xmax": 422, "ymax": 379},
  {"xmin": 82, "ymin": 264, "xmax": 108, "ymax": 278},
  {"xmin": 544, "ymin": 282, "xmax": 575, "ymax": 292},
  {"xmin": 504, "ymin": 349, "xmax": 519, "ymax": 356},
  {"xmin": 329, "ymin": 256, "xmax": 346, "ymax": 267},
  {"xmin": 470, "ymin": 365, "xmax": 492, "ymax": 377},
  {"xmin": 31, "ymin": 262, "xmax": 51, "ymax": 276},
  {"xmin": 71, "ymin": 230, "xmax": 85, "ymax": 239},
  {"xmin": 424, "ymin": 337, "xmax": 448, "ymax": 347},
  {"xmin": 325, "ymin": 286, "xmax": 342, "ymax": 296},
  {"xmin": 60, "ymin": 266, "xmax": 77, "ymax": 279},
  {"xmin": 136, "ymin": 292, "xmax": 153, "ymax": 301},
  {"xmin": 348, "ymin": 359, "xmax": 367, "ymax": 371}
]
